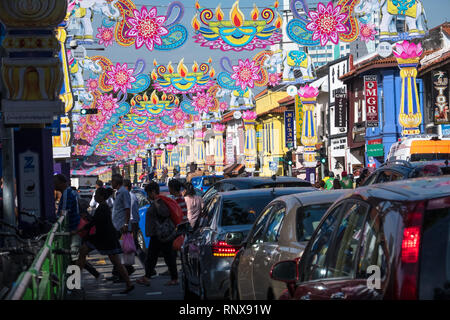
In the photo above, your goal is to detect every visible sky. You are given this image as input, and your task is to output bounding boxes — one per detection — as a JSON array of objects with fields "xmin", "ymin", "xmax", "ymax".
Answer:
[{"xmin": 88, "ymin": 0, "xmax": 450, "ymax": 76}]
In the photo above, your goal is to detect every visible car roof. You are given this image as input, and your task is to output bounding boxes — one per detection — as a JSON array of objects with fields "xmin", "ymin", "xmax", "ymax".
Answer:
[
  {"xmin": 219, "ymin": 187, "xmax": 317, "ymax": 198},
  {"xmin": 353, "ymin": 176, "xmax": 450, "ymax": 201},
  {"xmin": 274, "ymin": 189, "xmax": 354, "ymax": 207},
  {"xmin": 218, "ymin": 176, "xmax": 310, "ymax": 186}
]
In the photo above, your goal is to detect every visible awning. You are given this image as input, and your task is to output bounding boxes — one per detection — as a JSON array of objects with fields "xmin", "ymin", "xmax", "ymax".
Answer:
[{"xmin": 310, "ymin": 75, "xmax": 328, "ymax": 92}]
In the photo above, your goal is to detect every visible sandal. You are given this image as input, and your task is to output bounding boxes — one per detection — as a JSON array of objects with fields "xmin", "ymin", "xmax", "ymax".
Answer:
[
  {"xmin": 120, "ymin": 285, "xmax": 135, "ymax": 294},
  {"xmin": 165, "ymin": 280, "xmax": 179, "ymax": 286},
  {"xmin": 136, "ymin": 277, "xmax": 150, "ymax": 286}
]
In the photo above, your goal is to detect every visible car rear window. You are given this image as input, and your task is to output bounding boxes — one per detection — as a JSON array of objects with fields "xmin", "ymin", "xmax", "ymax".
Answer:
[
  {"xmin": 191, "ymin": 178, "xmax": 201, "ymax": 186},
  {"xmin": 419, "ymin": 198, "xmax": 450, "ymax": 299},
  {"xmin": 220, "ymin": 196, "xmax": 272, "ymax": 227},
  {"xmin": 411, "ymin": 153, "xmax": 450, "ymax": 161},
  {"xmin": 255, "ymin": 182, "xmax": 311, "ymax": 189},
  {"xmin": 296, "ymin": 203, "xmax": 333, "ymax": 242}
]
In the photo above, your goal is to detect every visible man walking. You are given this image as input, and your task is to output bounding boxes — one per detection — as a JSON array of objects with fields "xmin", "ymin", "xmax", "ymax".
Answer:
[
  {"xmin": 89, "ymin": 179, "xmax": 103, "ymax": 212},
  {"xmin": 340, "ymin": 171, "xmax": 354, "ymax": 189},
  {"xmin": 111, "ymin": 174, "xmax": 134, "ymax": 281},
  {"xmin": 136, "ymin": 181, "xmax": 178, "ymax": 287}
]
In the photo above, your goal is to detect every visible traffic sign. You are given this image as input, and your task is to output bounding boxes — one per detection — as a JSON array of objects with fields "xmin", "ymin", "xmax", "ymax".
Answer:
[{"xmin": 269, "ymin": 161, "xmax": 278, "ymax": 172}]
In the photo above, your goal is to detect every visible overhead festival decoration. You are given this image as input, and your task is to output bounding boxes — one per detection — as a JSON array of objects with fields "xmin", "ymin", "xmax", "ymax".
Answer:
[
  {"xmin": 287, "ymin": 0, "xmax": 428, "ymax": 47},
  {"xmin": 151, "ymin": 58, "xmax": 216, "ymax": 94},
  {"xmin": 216, "ymin": 51, "xmax": 271, "ymax": 110},
  {"xmin": 192, "ymin": 0, "xmax": 283, "ymax": 52}
]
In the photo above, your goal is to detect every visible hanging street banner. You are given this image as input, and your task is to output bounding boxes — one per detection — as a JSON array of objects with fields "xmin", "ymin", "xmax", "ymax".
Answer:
[
  {"xmin": 334, "ymin": 89, "xmax": 347, "ymax": 128},
  {"xmin": 295, "ymin": 95, "xmax": 303, "ymax": 146},
  {"xmin": 433, "ymin": 71, "xmax": 450, "ymax": 125},
  {"xmin": 284, "ymin": 111, "xmax": 295, "ymax": 148},
  {"xmin": 364, "ymin": 75, "xmax": 379, "ymax": 127}
]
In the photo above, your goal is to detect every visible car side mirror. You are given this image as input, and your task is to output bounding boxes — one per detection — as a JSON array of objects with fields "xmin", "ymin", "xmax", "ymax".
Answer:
[
  {"xmin": 225, "ymin": 232, "xmax": 244, "ymax": 246},
  {"xmin": 270, "ymin": 260, "xmax": 298, "ymax": 284}
]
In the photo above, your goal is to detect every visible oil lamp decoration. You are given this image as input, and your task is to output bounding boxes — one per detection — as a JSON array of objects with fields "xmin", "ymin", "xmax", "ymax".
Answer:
[
  {"xmin": 152, "ymin": 58, "xmax": 216, "ymax": 94},
  {"xmin": 393, "ymin": 40, "xmax": 423, "ymax": 136},
  {"xmin": 113, "ymin": 1, "xmax": 188, "ymax": 51},
  {"xmin": 131, "ymin": 91, "xmax": 179, "ymax": 117},
  {"xmin": 298, "ymin": 85, "xmax": 319, "ymax": 167},
  {"xmin": 192, "ymin": 0, "xmax": 283, "ymax": 52}
]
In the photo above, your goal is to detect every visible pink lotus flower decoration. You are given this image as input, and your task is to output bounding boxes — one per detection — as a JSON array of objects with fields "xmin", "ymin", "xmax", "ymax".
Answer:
[
  {"xmin": 393, "ymin": 40, "xmax": 423, "ymax": 60},
  {"xmin": 359, "ymin": 24, "xmax": 377, "ymax": 43},
  {"xmin": 242, "ymin": 110, "xmax": 257, "ymax": 121},
  {"xmin": 86, "ymin": 78, "xmax": 99, "ymax": 92},
  {"xmin": 166, "ymin": 144, "xmax": 175, "ymax": 151},
  {"xmin": 306, "ymin": 2, "xmax": 348, "ymax": 47},
  {"xmin": 219, "ymin": 101, "xmax": 229, "ymax": 112},
  {"xmin": 97, "ymin": 94, "xmax": 119, "ymax": 117},
  {"xmin": 298, "ymin": 85, "xmax": 319, "ymax": 99},
  {"xmin": 125, "ymin": 6, "xmax": 169, "ymax": 51},
  {"xmin": 268, "ymin": 73, "xmax": 281, "ymax": 87},
  {"xmin": 96, "ymin": 26, "xmax": 115, "ymax": 47},
  {"xmin": 192, "ymin": 92, "xmax": 214, "ymax": 114},
  {"xmin": 106, "ymin": 63, "xmax": 136, "ymax": 94},
  {"xmin": 178, "ymin": 137, "xmax": 187, "ymax": 144},
  {"xmin": 171, "ymin": 108, "xmax": 189, "ymax": 126},
  {"xmin": 231, "ymin": 59, "xmax": 261, "ymax": 90}
]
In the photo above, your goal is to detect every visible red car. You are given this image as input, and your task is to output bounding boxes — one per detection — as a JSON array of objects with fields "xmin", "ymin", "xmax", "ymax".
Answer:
[{"xmin": 270, "ymin": 176, "xmax": 450, "ymax": 300}]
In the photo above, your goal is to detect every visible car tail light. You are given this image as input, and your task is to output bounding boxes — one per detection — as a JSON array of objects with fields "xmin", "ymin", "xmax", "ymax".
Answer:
[
  {"xmin": 212, "ymin": 241, "xmax": 239, "ymax": 257},
  {"xmin": 401, "ymin": 227, "xmax": 420, "ymax": 263},
  {"xmin": 399, "ymin": 201, "xmax": 425, "ymax": 300}
]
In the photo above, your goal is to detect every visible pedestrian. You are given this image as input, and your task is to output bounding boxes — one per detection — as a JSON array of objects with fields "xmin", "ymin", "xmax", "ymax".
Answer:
[
  {"xmin": 136, "ymin": 181, "xmax": 179, "ymax": 287},
  {"xmin": 89, "ymin": 180, "xmax": 104, "ymax": 212},
  {"xmin": 123, "ymin": 179, "xmax": 144, "ymax": 265},
  {"xmin": 183, "ymin": 182, "xmax": 204, "ymax": 229},
  {"xmin": 168, "ymin": 179, "xmax": 188, "ymax": 221},
  {"xmin": 315, "ymin": 180, "xmax": 326, "ymax": 190},
  {"xmin": 77, "ymin": 188, "xmax": 134, "ymax": 294},
  {"xmin": 110, "ymin": 174, "xmax": 134, "ymax": 281},
  {"xmin": 356, "ymin": 168, "xmax": 370, "ymax": 187},
  {"xmin": 54, "ymin": 174, "xmax": 81, "ymax": 263},
  {"xmin": 340, "ymin": 171, "xmax": 353, "ymax": 189},
  {"xmin": 332, "ymin": 178, "xmax": 342, "ymax": 189},
  {"xmin": 325, "ymin": 172, "xmax": 335, "ymax": 190},
  {"xmin": 322, "ymin": 169, "xmax": 330, "ymax": 185},
  {"xmin": 105, "ymin": 187, "xmax": 115, "ymax": 209}
]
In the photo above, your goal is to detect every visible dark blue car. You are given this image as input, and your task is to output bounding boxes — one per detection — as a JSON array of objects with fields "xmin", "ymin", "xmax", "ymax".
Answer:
[{"xmin": 191, "ymin": 175, "xmax": 224, "ymax": 195}]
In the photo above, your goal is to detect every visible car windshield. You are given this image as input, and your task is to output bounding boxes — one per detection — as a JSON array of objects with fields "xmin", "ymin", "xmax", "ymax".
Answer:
[
  {"xmin": 297, "ymin": 203, "xmax": 333, "ymax": 242},
  {"xmin": 220, "ymin": 196, "xmax": 271, "ymax": 227},
  {"xmin": 419, "ymin": 198, "xmax": 450, "ymax": 299}
]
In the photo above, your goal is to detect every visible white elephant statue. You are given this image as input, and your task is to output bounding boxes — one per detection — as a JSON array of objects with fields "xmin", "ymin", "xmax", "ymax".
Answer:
[
  {"xmin": 68, "ymin": 49, "xmax": 103, "ymax": 91},
  {"xmin": 379, "ymin": 0, "xmax": 427, "ymax": 40},
  {"xmin": 263, "ymin": 50, "xmax": 283, "ymax": 75},
  {"xmin": 217, "ymin": 88, "xmax": 254, "ymax": 110},
  {"xmin": 282, "ymin": 50, "xmax": 315, "ymax": 84},
  {"xmin": 67, "ymin": 0, "xmax": 121, "ymax": 42}
]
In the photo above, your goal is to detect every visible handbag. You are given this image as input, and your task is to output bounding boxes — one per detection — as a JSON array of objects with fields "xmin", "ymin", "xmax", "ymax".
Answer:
[
  {"xmin": 122, "ymin": 232, "xmax": 136, "ymax": 254},
  {"xmin": 172, "ymin": 235, "xmax": 185, "ymax": 251},
  {"xmin": 77, "ymin": 217, "xmax": 96, "ymax": 238}
]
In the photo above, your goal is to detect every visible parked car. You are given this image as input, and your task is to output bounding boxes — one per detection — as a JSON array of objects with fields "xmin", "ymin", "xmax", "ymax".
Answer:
[
  {"xmin": 361, "ymin": 160, "xmax": 450, "ymax": 186},
  {"xmin": 230, "ymin": 189, "xmax": 353, "ymax": 300},
  {"xmin": 131, "ymin": 188, "xmax": 151, "ymax": 251},
  {"xmin": 180, "ymin": 186, "xmax": 317, "ymax": 300},
  {"xmin": 270, "ymin": 176, "xmax": 450, "ymax": 300},
  {"xmin": 77, "ymin": 185, "xmax": 95, "ymax": 200},
  {"xmin": 202, "ymin": 177, "xmax": 313, "ymax": 202},
  {"xmin": 191, "ymin": 175, "xmax": 224, "ymax": 195}
]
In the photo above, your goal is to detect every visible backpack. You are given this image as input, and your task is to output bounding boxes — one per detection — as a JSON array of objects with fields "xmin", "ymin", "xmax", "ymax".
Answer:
[
  {"xmin": 156, "ymin": 195, "xmax": 185, "ymax": 249},
  {"xmin": 154, "ymin": 213, "xmax": 176, "ymax": 243},
  {"xmin": 156, "ymin": 195, "xmax": 184, "ymax": 225}
]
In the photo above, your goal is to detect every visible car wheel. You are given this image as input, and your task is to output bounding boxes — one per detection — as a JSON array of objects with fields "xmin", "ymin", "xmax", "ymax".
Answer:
[{"xmin": 137, "ymin": 230, "xmax": 146, "ymax": 251}]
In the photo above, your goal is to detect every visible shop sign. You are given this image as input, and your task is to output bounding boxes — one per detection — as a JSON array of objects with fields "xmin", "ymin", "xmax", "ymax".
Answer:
[
  {"xmin": 364, "ymin": 75, "xmax": 379, "ymax": 127},
  {"xmin": 284, "ymin": 111, "xmax": 295, "ymax": 147},
  {"xmin": 334, "ymin": 89, "xmax": 347, "ymax": 128},
  {"xmin": 433, "ymin": 71, "xmax": 450, "ymax": 125},
  {"xmin": 367, "ymin": 144, "xmax": 384, "ymax": 157}
]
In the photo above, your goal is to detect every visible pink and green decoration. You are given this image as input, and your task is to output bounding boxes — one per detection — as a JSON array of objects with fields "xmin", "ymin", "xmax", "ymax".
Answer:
[
  {"xmin": 192, "ymin": 0, "xmax": 283, "ymax": 52},
  {"xmin": 97, "ymin": 0, "xmax": 188, "ymax": 51}
]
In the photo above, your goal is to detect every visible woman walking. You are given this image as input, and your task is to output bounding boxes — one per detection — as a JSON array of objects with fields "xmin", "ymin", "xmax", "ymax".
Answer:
[
  {"xmin": 183, "ymin": 182, "xmax": 204, "ymax": 229},
  {"xmin": 77, "ymin": 188, "xmax": 134, "ymax": 294}
]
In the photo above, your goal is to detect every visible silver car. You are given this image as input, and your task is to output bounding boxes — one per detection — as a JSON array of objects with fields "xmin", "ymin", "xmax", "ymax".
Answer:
[{"xmin": 230, "ymin": 189, "xmax": 353, "ymax": 300}]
